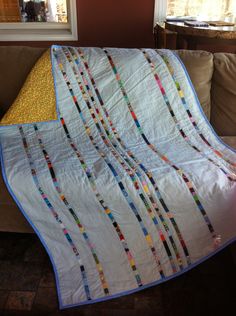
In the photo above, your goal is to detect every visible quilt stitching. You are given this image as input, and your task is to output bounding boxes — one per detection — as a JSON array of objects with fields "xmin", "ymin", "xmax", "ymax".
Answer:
[
  {"xmin": 74, "ymin": 47, "xmax": 191, "ymax": 267},
  {"xmin": 103, "ymin": 48, "xmax": 218, "ymax": 243}
]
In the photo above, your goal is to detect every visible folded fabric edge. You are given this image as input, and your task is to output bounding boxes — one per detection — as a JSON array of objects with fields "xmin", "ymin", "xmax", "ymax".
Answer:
[{"xmin": 0, "ymin": 47, "xmax": 59, "ymax": 127}]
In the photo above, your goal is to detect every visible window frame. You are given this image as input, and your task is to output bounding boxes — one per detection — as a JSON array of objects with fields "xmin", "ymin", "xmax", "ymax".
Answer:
[{"xmin": 0, "ymin": 0, "xmax": 78, "ymax": 41}]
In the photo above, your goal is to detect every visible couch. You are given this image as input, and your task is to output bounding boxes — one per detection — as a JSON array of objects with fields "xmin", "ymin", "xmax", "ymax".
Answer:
[{"xmin": 0, "ymin": 46, "xmax": 235, "ymax": 233}]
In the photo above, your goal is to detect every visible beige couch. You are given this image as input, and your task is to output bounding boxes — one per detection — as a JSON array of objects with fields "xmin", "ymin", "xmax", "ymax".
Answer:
[{"xmin": 0, "ymin": 46, "xmax": 235, "ymax": 233}]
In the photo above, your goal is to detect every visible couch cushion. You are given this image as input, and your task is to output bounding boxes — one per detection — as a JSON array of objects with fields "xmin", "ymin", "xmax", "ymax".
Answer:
[
  {"xmin": 211, "ymin": 53, "xmax": 236, "ymax": 136},
  {"xmin": 176, "ymin": 50, "xmax": 214, "ymax": 120},
  {"xmin": 0, "ymin": 46, "xmax": 47, "ymax": 118},
  {"xmin": 0, "ymin": 172, "xmax": 33, "ymax": 233}
]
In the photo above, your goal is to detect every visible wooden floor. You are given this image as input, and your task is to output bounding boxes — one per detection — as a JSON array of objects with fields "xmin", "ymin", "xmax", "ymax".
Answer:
[{"xmin": 0, "ymin": 232, "xmax": 235, "ymax": 316}]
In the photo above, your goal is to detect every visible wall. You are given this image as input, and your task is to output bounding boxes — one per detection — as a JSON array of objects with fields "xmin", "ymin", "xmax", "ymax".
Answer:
[{"xmin": 0, "ymin": 0, "xmax": 155, "ymax": 47}]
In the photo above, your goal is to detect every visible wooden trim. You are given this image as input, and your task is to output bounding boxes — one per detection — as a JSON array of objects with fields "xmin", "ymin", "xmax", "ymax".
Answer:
[{"xmin": 154, "ymin": 23, "xmax": 177, "ymax": 49}]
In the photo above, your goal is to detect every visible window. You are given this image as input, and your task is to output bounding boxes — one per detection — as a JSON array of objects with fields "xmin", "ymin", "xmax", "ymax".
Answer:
[
  {"xmin": 0, "ymin": 0, "xmax": 77, "ymax": 41},
  {"xmin": 154, "ymin": 0, "xmax": 236, "ymax": 23}
]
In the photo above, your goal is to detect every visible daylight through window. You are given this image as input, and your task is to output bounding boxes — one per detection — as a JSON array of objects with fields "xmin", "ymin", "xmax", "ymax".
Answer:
[
  {"xmin": 0, "ymin": 0, "xmax": 68, "ymax": 23},
  {"xmin": 167, "ymin": 0, "xmax": 236, "ymax": 20}
]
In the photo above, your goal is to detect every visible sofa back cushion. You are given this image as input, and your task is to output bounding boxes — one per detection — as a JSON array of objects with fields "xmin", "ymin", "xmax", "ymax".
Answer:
[
  {"xmin": 0, "ymin": 46, "xmax": 46, "ymax": 118},
  {"xmin": 211, "ymin": 53, "xmax": 236, "ymax": 136},
  {"xmin": 176, "ymin": 50, "xmax": 213, "ymax": 120}
]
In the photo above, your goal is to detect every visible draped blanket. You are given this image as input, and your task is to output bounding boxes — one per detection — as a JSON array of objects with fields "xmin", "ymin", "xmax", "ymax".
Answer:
[{"xmin": 0, "ymin": 46, "xmax": 236, "ymax": 309}]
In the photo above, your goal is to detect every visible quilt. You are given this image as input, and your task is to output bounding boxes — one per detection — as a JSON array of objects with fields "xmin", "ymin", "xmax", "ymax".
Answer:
[{"xmin": 0, "ymin": 46, "xmax": 236, "ymax": 309}]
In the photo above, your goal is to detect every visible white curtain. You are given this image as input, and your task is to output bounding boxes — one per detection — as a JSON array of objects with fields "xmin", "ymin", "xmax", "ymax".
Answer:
[
  {"xmin": 47, "ymin": 0, "xmax": 57, "ymax": 22},
  {"xmin": 154, "ymin": 0, "xmax": 167, "ymax": 24},
  {"xmin": 46, "ymin": 0, "xmax": 67, "ymax": 22},
  {"xmin": 154, "ymin": 0, "xmax": 236, "ymax": 23}
]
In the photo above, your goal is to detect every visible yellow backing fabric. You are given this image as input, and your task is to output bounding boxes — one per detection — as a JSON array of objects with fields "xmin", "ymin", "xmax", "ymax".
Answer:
[{"xmin": 0, "ymin": 49, "xmax": 57, "ymax": 126}]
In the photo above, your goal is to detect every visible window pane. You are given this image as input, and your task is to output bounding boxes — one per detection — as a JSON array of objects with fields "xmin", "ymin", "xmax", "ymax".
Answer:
[
  {"xmin": 0, "ymin": 0, "xmax": 68, "ymax": 23},
  {"xmin": 167, "ymin": 0, "xmax": 236, "ymax": 20}
]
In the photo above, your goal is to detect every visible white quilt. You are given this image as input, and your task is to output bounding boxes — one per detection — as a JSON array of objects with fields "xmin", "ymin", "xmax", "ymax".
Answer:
[{"xmin": 0, "ymin": 46, "xmax": 236, "ymax": 309}]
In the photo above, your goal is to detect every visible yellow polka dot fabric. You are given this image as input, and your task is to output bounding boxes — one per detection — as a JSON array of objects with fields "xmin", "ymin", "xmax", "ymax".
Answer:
[{"xmin": 0, "ymin": 49, "xmax": 57, "ymax": 126}]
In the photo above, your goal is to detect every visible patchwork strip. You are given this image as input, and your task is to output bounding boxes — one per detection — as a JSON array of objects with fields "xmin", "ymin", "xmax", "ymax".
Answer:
[
  {"xmin": 143, "ymin": 49, "xmax": 236, "ymax": 181},
  {"xmin": 55, "ymin": 48, "xmax": 165, "ymax": 279},
  {"xmin": 103, "ymin": 49, "xmax": 219, "ymax": 245},
  {"xmin": 62, "ymin": 47, "xmax": 178, "ymax": 273},
  {"xmin": 159, "ymin": 51, "xmax": 236, "ymax": 170},
  {"xmin": 33, "ymin": 124, "xmax": 109, "ymax": 296},
  {"xmin": 19, "ymin": 126, "xmax": 92, "ymax": 301},
  {"xmin": 74, "ymin": 47, "xmax": 191, "ymax": 267}
]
